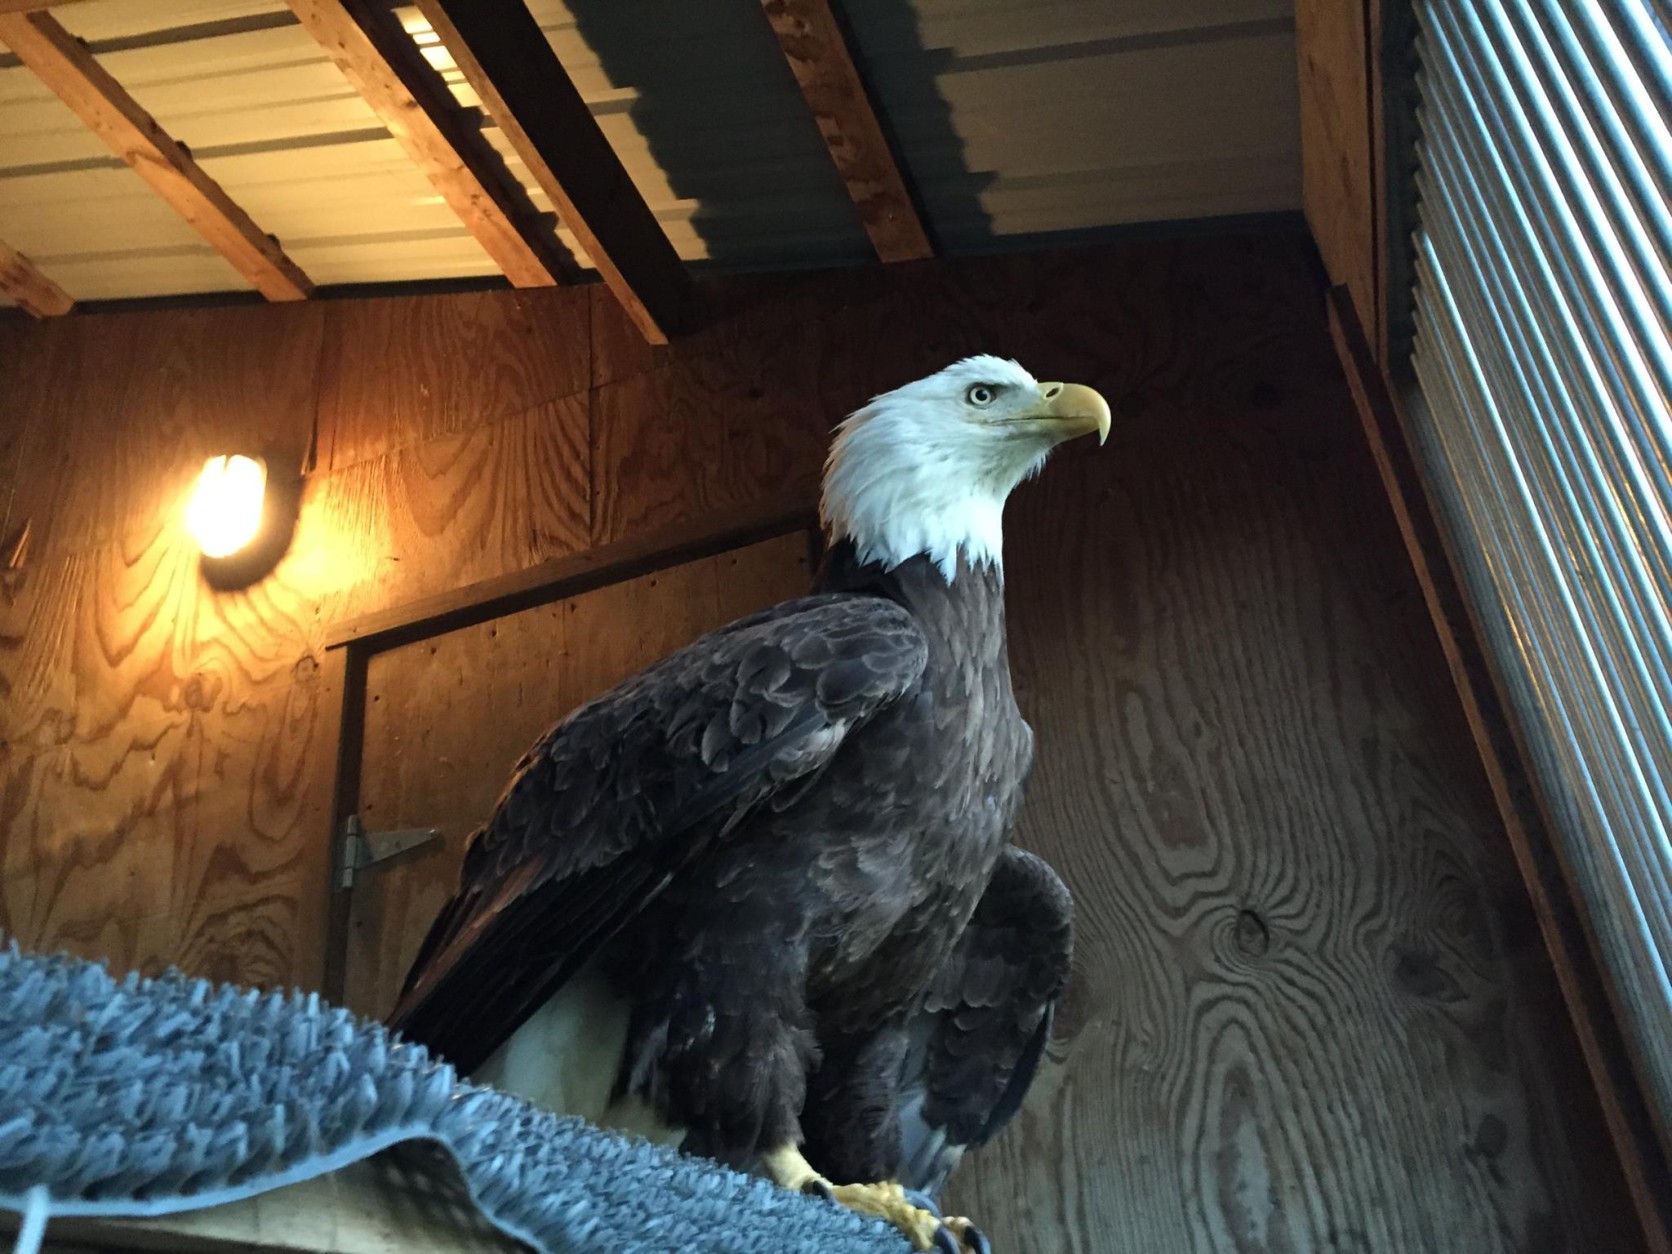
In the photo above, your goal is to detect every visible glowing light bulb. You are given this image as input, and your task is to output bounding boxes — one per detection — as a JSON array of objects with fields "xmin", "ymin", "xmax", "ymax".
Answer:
[{"xmin": 187, "ymin": 455, "xmax": 266, "ymax": 559}]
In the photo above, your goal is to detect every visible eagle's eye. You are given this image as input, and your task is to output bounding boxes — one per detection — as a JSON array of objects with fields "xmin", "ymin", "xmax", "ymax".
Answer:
[{"xmin": 966, "ymin": 384, "xmax": 998, "ymax": 407}]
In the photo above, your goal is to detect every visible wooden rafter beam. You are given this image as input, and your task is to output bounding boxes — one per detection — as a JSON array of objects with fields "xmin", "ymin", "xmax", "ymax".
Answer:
[
  {"xmin": 286, "ymin": 0, "xmax": 571, "ymax": 288},
  {"xmin": 0, "ymin": 237, "xmax": 72, "ymax": 317},
  {"xmin": 0, "ymin": 1, "xmax": 84, "ymax": 13},
  {"xmin": 414, "ymin": 0, "xmax": 688, "ymax": 345},
  {"xmin": 760, "ymin": 0, "xmax": 931, "ymax": 263},
  {"xmin": 0, "ymin": 10, "xmax": 313, "ymax": 301}
]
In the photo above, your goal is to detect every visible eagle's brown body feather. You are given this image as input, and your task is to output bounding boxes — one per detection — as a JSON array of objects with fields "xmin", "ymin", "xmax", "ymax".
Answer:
[
  {"xmin": 388, "ymin": 537, "xmax": 1070, "ymax": 1184},
  {"xmin": 389, "ymin": 537, "xmax": 1068, "ymax": 1181}
]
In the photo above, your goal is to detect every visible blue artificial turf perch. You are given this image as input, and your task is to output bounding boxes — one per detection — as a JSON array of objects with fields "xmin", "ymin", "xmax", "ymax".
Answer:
[{"xmin": 0, "ymin": 940, "xmax": 909, "ymax": 1254}]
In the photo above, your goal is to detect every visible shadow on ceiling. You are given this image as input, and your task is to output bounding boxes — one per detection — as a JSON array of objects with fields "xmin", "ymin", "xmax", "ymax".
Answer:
[{"xmin": 563, "ymin": 0, "xmax": 994, "ymax": 270}]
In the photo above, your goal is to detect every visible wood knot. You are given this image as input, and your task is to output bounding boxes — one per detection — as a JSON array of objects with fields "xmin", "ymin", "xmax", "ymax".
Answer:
[
  {"xmin": 182, "ymin": 672, "xmax": 222, "ymax": 712},
  {"xmin": 1391, "ymin": 947, "xmax": 1466, "ymax": 1002},
  {"xmin": 1233, "ymin": 909, "xmax": 1270, "ymax": 957},
  {"xmin": 1470, "ymin": 1113, "xmax": 1508, "ymax": 1161}
]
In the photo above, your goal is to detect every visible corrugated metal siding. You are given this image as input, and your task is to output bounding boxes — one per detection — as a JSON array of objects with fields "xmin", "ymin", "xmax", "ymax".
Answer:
[
  {"xmin": 0, "ymin": 0, "xmax": 1302, "ymax": 302},
  {"xmin": 1407, "ymin": 0, "xmax": 1672, "ymax": 1138}
]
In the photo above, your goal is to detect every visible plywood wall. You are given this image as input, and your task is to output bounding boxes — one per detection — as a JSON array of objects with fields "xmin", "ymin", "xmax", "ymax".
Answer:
[{"xmin": 0, "ymin": 229, "xmax": 1642, "ymax": 1250}]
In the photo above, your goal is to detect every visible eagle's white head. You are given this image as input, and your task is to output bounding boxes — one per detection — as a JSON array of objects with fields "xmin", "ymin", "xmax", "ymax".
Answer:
[{"xmin": 820, "ymin": 355, "xmax": 1112, "ymax": 581}]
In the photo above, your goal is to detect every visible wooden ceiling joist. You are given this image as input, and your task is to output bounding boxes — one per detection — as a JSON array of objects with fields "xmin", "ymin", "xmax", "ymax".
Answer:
[
  {"xmin": 414, "ymin": 0, "xmax": 689, "ymax": 345},
  {"xmin": 0, "ymin": 9, "xmax": 313, "ymax": 301},
  {"xmin": 0, "ymin": 237, "xmax": 72, "ymax": 317},
  {"xmin": 287, "ymin": 0, "xmax": 570, "ymax": 289},
  {"xmin": 760, "ymin": 0, "xmax": 932, "ymax": 264}
]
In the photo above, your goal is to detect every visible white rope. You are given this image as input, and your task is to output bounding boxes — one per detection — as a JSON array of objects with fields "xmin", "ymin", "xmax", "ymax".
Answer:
[{"xmin": 11, "ymin": 1186, "xmax": 48, "ymax": 1254}]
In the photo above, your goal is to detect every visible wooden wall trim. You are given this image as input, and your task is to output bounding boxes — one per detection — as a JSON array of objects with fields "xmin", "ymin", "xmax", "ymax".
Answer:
[
  {"xmin": 0, "ymin": 10, "xmax": 314, "ymax": 302},
  {"xmin": 317, "ymin": 644, "xmax": 362, "ymax": 1005},
  {"xmin": 285, "ymin": 0, "xmax": 572, "ymax": 290},
  {"xmin": 413, "ymin": 0, "xmax": 689, "ymax": 345},
  {"xmin": 323, "ymin": 487, "xmax": 818, "ymax": 653},
  {"xmin": 1327, "ymin": 284, "xmax": 1672, "ymax": 1254},
  {"xmin": 0, "ymin": 236, "xmax": 72, "ymax": 317},
  {"xmin": 759, "ymin": 0, "xmax": 932, "ymax": 264},
  {"xmin": 1296, "ymin": 0, "xmax": 1379, "ymax": 355}
]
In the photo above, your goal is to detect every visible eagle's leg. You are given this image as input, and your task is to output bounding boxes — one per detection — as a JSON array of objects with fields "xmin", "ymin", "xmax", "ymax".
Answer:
[
  {"xmin": 800, "ymin": 1026, "xmax": 910, "ymax": 1181},
  {"xmin": 761, "ymin": 1144, "xmax": 955, "ymax": 1251},
  {"xmin": 789, "ymin": 1030, "xmax": 992, "ymax": 1253}
]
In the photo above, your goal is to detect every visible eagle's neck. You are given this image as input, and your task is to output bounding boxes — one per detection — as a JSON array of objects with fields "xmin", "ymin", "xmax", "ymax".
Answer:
[
  {"xmin": 816, "ymin": 539, "xmax": 1010, "ymax": 683},
  {"xmin": 818, "ymin": 415, "xmax": 1020, "ymax": 583},
  {"xmin": 817, "ymin": 539, "xmax": 1026, "ymax": 905}
]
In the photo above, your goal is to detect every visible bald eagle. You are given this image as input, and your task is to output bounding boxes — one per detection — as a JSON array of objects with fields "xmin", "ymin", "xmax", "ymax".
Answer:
[{"xmin": 389, "ymin": 358, "xmax": 1106, "ymax": 1252}]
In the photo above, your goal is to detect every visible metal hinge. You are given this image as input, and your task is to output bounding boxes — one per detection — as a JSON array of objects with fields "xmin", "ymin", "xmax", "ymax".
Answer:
[{"xmin": 335, "ymin": 813, "xmax": 440, "ymax": 890}]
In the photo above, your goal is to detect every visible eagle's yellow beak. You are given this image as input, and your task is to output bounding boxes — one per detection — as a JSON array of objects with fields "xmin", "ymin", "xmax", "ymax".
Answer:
[{"xmin": 1034, "ymin": 382, "xmax": 1112, "ymax": 446}]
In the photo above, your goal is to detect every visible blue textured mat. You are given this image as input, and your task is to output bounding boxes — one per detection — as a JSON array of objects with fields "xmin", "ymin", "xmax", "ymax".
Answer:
[{"xmin": 0, "ymin": 942, "xmax": 906, "ymax": 1253}]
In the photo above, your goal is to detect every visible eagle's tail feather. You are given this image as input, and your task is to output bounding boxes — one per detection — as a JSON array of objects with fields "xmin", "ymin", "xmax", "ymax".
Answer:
[{"xmin": 895, "ymin": 1089, "xmax": 964, "ymax": 1201}]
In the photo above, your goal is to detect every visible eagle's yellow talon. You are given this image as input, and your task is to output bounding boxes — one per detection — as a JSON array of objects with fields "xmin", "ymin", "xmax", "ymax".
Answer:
[
  {"xmin": 764, "ymin": 1144, "xmax": 967, "ymax": 1251},
  {"xmin": 823, "ymin": 1179, "xmax": 943, "ymax": 1250}
]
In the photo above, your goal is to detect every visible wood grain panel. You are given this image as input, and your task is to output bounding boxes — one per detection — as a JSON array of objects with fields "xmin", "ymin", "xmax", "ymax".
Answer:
[
  {"xmin": 939, "ymin": 250, "xmax": 1637, "ymax": 1252},
  {"xmin": 323, "ymin": 492, "xmax": 816, "ymax": 652},
  {"xmin": 284, "ymin": 396, "xmax": 590, "ymax": 631},
  {"xmin": 0, "ymin": 236, "xmax": 1642, "ymax": 1253},
  {"xmin": 173, "ymin": 658, "xmax": 335, "ymax": 989},
  {"xmin": 67, "ymin": 523, "xmax": 219, "ymax": 747},
  {"xmin": 343, "ymin": 533, "xmax": 809, "ymax": 1020},
  {"xmin": 0, "ymin": 522, "xmax": 330, "ymax": 987},
  {"xmin": 348, "ymin": 611, "xmax": 517, "ymax": 1018},
  {"xmin": 0, "ymin": 288, "xmax": 594, "ymax": 993},
  {"xmin": 0, "ymin": 547, "xmax": 85, "ymax": 753},
  {"xmin": 0, "ymin": 721, "xmax": 187, "ymax": 976},
  {"xmin": 591, "ymin": 348, "xmax": 827, "ymax": 545},
  {"xmin": 0, "ymin": 320, "xmax": 47, "ymax": 527},
  {"xmin": 714, "ymin": 529, "xmax": 813, "ymax": 622},
  {"xmin": 315, "ymin": 286, "xmax": 591, "ymax": 471},
  {"xmin": 7, "ymin": 304, "xmax": 323, "ymax": 560}
]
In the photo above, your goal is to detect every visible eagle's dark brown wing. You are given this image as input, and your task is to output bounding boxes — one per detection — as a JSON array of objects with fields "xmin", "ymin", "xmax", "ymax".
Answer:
[
  {"xmin": 898, "ymin": 845, "xmax": 1074, "ymax": 1197},
  {"xmin": 388, "ymin": 592, "xmax": 929, "ymax": 1074}
]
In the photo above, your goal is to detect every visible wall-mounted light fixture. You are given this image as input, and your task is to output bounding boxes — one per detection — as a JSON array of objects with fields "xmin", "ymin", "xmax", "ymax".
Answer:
[{"xmin": 187, "ymin": 454, "xmax": 268, "ymax": 559}]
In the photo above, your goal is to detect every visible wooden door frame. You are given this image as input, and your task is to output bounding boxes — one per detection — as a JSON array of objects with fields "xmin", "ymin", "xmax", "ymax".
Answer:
[{"xmin": 314, "ymin": 490, "xmax": 821, "ymax": 1002}]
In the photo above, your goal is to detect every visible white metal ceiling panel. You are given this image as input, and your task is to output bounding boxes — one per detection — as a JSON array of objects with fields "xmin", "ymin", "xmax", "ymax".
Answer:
[{"xmin": 0, "ymin": 0, "xmax": 1304, "ymax": 304}]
